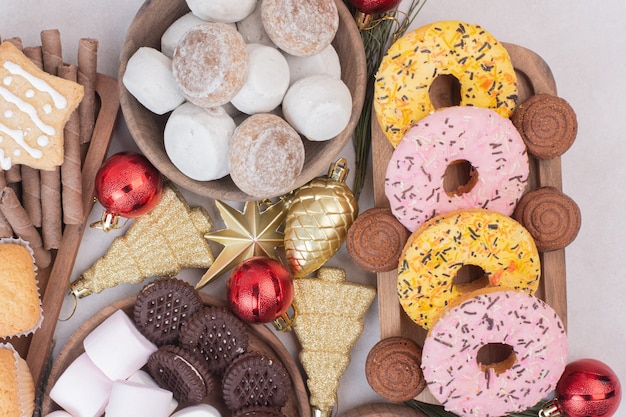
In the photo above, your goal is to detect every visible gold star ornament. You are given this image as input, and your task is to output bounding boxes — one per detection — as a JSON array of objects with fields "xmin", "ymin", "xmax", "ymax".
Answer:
[{"xmin": 195, "ymin": 199, "xmax": 287, "ymax": 289}]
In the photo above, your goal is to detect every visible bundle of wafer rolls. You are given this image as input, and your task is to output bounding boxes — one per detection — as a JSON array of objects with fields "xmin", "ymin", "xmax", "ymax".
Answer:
[{"xmin": 0, "ymin": 30, "xmax": 98, "ymax": 268}]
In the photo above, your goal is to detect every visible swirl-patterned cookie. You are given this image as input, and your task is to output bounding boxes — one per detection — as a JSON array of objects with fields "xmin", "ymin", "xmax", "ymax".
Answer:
[
  {"xmin": 365, "ymin": 336, "xmax": 426, "ymax": 402},
  {"xmin": 512, "ymin": 186, "xmax": 581, "ymax": 251},
  {"xmin": 346, "ymin": 207, "xmax": 409, "ymax": 272},
  {"xmin": 374, "ymin": 20, "xmax": 518, "ymax": 148},
  {"xmin": 512, "ymin": 93, "xmax": 577, "ymax": 159}
]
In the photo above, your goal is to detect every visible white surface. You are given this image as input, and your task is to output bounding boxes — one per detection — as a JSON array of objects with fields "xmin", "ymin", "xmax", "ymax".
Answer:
[{"xmin": 2, "ymin": 1, "xmax": 626, "ymax": 415}]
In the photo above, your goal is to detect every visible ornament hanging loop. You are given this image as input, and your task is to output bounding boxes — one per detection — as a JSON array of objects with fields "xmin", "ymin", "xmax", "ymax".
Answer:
[
  {"xmin": 327, "ymin": 158, "xmax": 350, "ymax": 182},
  {"xmin": 272, "ymin": 304, "xmax": 298, "ymax": 332},
  {"xmin": 90, "ymin": 211, "xmax": 128, "ymax": 232},
  {"xmin": 539, "ymin": 399, "xmax": 563, "ymax": 417},
  {"xmin": 356, "ymin": 9, "xmax": 412, "ymax": 43}
]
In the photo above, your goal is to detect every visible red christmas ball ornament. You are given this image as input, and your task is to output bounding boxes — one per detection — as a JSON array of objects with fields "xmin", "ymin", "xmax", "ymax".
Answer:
[
  {"xmin": 93, "ymin": 151, "xmax": 163, "ymax": 231},
  {"xmin": 227, "ymin": 256, "xmax": 294, "ymax": 328},
  {"xmin": 541, "ymin": 359, "xmax": 622, "ymax": 417}
]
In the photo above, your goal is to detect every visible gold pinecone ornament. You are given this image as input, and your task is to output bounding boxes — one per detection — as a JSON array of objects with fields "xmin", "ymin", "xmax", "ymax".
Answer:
[{"xmin": 284, "ymin": 158, "xmax": 358, "ymax": 278}]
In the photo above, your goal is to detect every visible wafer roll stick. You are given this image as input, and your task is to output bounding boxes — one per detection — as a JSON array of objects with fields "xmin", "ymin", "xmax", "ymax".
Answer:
[
  {"xmin": 21, "ymin": 46, "xmax": 44, "ymax": 228},
  {"xmin": 41, "ymin": 29, "xmax": 62, "ymax": 75},
  {"xmin": 0, "ymin": 187, "xmax": 51, "ymax": 268},
  {"xmin": 5, "ymin": 37, "xmax": 22, "ymax": 50},
  {"xmin": 40, "ymin": 168, "xmax": 62, "ymax": 250},
  {"xmin": 40, "ymin": 29, "xmax": 64, "ymax": 249},
  {"xmin": 77, "ymin": 38, "xmax": 98, "ymax": 144},
  {"xmin": 0, "ymin": 175, "xmax": 13, "ymax": 238},
  {"xmin": 58, "ymin": 64, "xmax": 83, "ymax": 225}
]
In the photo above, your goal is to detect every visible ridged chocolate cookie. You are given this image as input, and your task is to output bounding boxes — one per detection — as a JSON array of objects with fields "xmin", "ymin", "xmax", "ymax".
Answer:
[
  {"xmin": 232, "ymin": 406, "xmax": 287, "ymax": 417},
  {"xmin": 178, "ymin": 306, "xmax": 249, "ymax": 375},
  {"xmin": 222, "ymin": 351, "xmax": 291, "ymax": 411},
  {"xmin": 134, "ymin": 277, "xmax": 204, "ymax": 346}
]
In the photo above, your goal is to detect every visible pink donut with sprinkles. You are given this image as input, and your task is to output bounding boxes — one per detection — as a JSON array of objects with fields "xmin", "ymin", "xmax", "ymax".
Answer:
[
  {"xmin": 422, "ymin": 288, "xmax": 568, "ymax": 417},
  {"xmin": 385, "ymin": 106, "xmax": 529, "ymax": 232}
]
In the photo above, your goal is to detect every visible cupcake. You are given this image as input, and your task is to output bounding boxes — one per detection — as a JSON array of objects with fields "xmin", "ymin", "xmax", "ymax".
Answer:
[
  {"xmin": 0, "ymin": 239, "xmax": 42, "ymax": 338},
  {"xmin": 0, "ymin": 343, "xmax": 35, "ymax": 417}
]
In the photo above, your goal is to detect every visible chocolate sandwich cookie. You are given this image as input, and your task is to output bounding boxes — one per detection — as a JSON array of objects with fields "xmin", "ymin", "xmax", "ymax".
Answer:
[
  {"xmin": 222, "ymin": 351, "xmax": 291, "ymax": 411},
  {"xmin": 346, "ymin": 207, "xmax": 410, "ymax": 272},
  {"xmin": 146, "ymin": 344, "xmax": 215, "ymax": 404},
  {"xmin": 178, "ymin": 306, "xmax": 249, "ymax": 375},
  {"xmin": 511, "ymin": 93, "xmax": 578, "ymax": 159},
  {"xmin": 231, "ymin": 406, "xmax": 287, "ymax": 417},
  {"xmin": 134, "ymin": 277, "xmax": 204, "ymax": 346}
]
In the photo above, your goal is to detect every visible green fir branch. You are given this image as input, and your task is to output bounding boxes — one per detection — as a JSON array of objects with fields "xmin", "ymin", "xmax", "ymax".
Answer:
[{"xmin": 346, "ymin": 0, "xmax": 427, "ymax": 199}]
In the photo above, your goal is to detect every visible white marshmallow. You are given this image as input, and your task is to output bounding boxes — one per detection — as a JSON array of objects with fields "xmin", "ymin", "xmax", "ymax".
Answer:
[
  {"xmin": 284, "ymin": 44, "xmax": 342, "ymax": 85},
  {"xmin": 49, "ymin": 353, "xmax": 113, "ymax": 417},
  {"xmin": 282, "ymin": 74, "xmax": 352, "ymax": 141},
  {"xmin": 171, "ymin": 404, "xmax": 222, "ymax": 417},
  {"xmin": 105, "ymin": 380, "xmax": 173, "ymax": 417},
  {"xmin": 164, "ymin": 102, "xmax": 235, "ymax": 181},
  {"xmin": 236, "ymin": 0, "xmax": 276, "ymax": 47},
  {"xmin": 83, "ymin": 309, "xmax": 157, "ymax": 381},
  {"xmin": 127, "ymin": 370, "xmax": 178, "ymax": 414},
  {"xmin": 231, "ymin": 43, "xmax": 290, "ymax": 115},
  {"xmin": 161, "ymin": 12, "xmax": 207, "ymax": 58},
  {"xmin": 186, "ymin": 0, "xmax": 256, "ymax": 23},
  {"xmin": 122, "ymin": 47, "xmax": 185, "ymax": 115},
  {"xmin": 43, "ymin": 412, "xmax": 73, "ymax": 417}
]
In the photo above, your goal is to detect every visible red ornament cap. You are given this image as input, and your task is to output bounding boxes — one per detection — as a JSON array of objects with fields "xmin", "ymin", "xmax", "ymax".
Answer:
[
  {"xmin": 227, "ymin": 256, "xmax": 295, "ymax": 328},
  {"xmin": 93, "ymin": 151, "xmax": 163, "ymax": 231},
  {"xmin": 541, "ymin": 358, "xmax": 622, "ymax": 417}
]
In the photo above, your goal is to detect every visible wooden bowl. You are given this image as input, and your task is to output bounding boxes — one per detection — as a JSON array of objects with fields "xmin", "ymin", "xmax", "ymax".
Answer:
[
  {"xmin": 41, "ymin": 293, "xmax": 311, "ymax": 417},
  {"xmin": 119, "ymin": 0, "xmax": 367, "ymax": 202}
]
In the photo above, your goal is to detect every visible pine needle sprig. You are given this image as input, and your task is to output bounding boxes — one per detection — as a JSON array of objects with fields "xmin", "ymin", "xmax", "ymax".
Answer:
[
  {"xmin": 404, "ymin": 399, "xmax": 546, "ymax": 417},
  {"xmin": 347, "ymin": 0, "xmax": 427, "ymax": 199}
]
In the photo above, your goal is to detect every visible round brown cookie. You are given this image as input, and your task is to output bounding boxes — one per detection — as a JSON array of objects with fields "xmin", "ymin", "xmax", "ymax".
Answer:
[
  {"xmin": 133, "ymin": 277, "xmax": 204, "ymax": 346},
  {"xmin": 512, "ymin": 186, "xmax": 581, "ymax": 252},
  {"xmin": 365, "ymin": 336, "xmax": 426, "ymax": 402},
  {"xmin": 146, "ymin": 344, "xmax": 215, "ymax": 404},
  {"xmin": 511, "ymin": 93, "xmax": 577, "ymax": 159},
  {"xmin": 178, "ymin": 305, "xmax": 249, "ymax": 375},
  {"xmin": 231, "ymin": 406, "xmax": 287, "ymax": 417},
  {"xmin": 222, "ymin": 351, "xmax": 291, "ymax": 411},
  {"xmin": 346, "ymin": 207, "xmax": 410, "ymax": 272}
]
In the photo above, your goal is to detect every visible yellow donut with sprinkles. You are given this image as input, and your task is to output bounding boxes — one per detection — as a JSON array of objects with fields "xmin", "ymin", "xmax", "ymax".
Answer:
[
  {"xmin": 374, "ymin": 20, "xmax": 518, "ymax": 148},
  {"xmin": 397, "ymin": 209, "xmax": 540, "ymax": 330}
]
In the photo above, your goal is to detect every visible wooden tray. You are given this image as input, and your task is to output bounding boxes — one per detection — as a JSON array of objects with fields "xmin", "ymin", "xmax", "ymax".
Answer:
[
  {"xmin": 371, "ymin": 43, "xmax": 566, "ymax": 404},
  {"xmin": 339, "ymin": 403, "xmax": 426, "ymax": 417},
  {"xmin": 3, "ymin": 73, "xmax": 120, "ymax": 388},
  {"xmin": 41, "ymin": 292, "xmax": 311, "ymax": 417}
]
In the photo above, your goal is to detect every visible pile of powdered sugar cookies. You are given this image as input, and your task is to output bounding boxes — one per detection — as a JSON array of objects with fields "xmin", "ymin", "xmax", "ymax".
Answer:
[{"xmin": 122, "ymin": 0, "xmax": 352, "ymax": 199}]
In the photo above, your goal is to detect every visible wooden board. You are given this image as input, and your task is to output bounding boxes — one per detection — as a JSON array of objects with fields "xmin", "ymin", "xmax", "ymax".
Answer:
[
  {"xmin": 41, "ymin": 293, "xmax": 310, "ymax": 417},
  {"xmin": 339, "ymin": 403, "xmax": 427, "ymax": 417},
  {"xmin": 2, "ymin": 73, "xmax": 120, "ymax": 389},
  {"xmin": 371, "ymin": 43, "xmax": 566, "ymax": 404}
]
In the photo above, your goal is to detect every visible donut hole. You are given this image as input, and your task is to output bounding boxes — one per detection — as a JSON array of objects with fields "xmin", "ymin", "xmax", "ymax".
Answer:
[
  {"xmin": 452, "ymin": 264, "xmax": 489, "ymax": 293},
  {"xmin": 429, "ymin": 74, "xmax": 461, "ymax": 109},
  {"xmin": 443, "ymin": 159, "xmax": 478, "ymax": 197},
  {"xmin": 476, "ymin": 343, "xmax": 517, "ymax": 375}
]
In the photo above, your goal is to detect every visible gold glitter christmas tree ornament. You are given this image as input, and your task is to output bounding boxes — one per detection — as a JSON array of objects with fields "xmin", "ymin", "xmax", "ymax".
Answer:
[
  {"xmin": 284, "ymin": 158, "xmax": 359, "ymax": 277},
  {"xmin": 195, "ymin": 199, "xmax": 288, "ymax": 289},
  {"xmin": 292, "ymin": 267, "xmax": 376, "ymax": 417},
  {"xmin": 70, "ymin": 183, "xmax": 214, "ymax": 298}
]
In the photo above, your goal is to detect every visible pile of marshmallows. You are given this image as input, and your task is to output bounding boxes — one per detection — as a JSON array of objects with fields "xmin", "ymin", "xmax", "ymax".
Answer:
[
  {"xmin": 123, "ymin": 0, "xmax": 352, "ymax": 198},
  {"xmin": 46, "ymin": 310, "xmax": 219, "ymax": 417}
]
